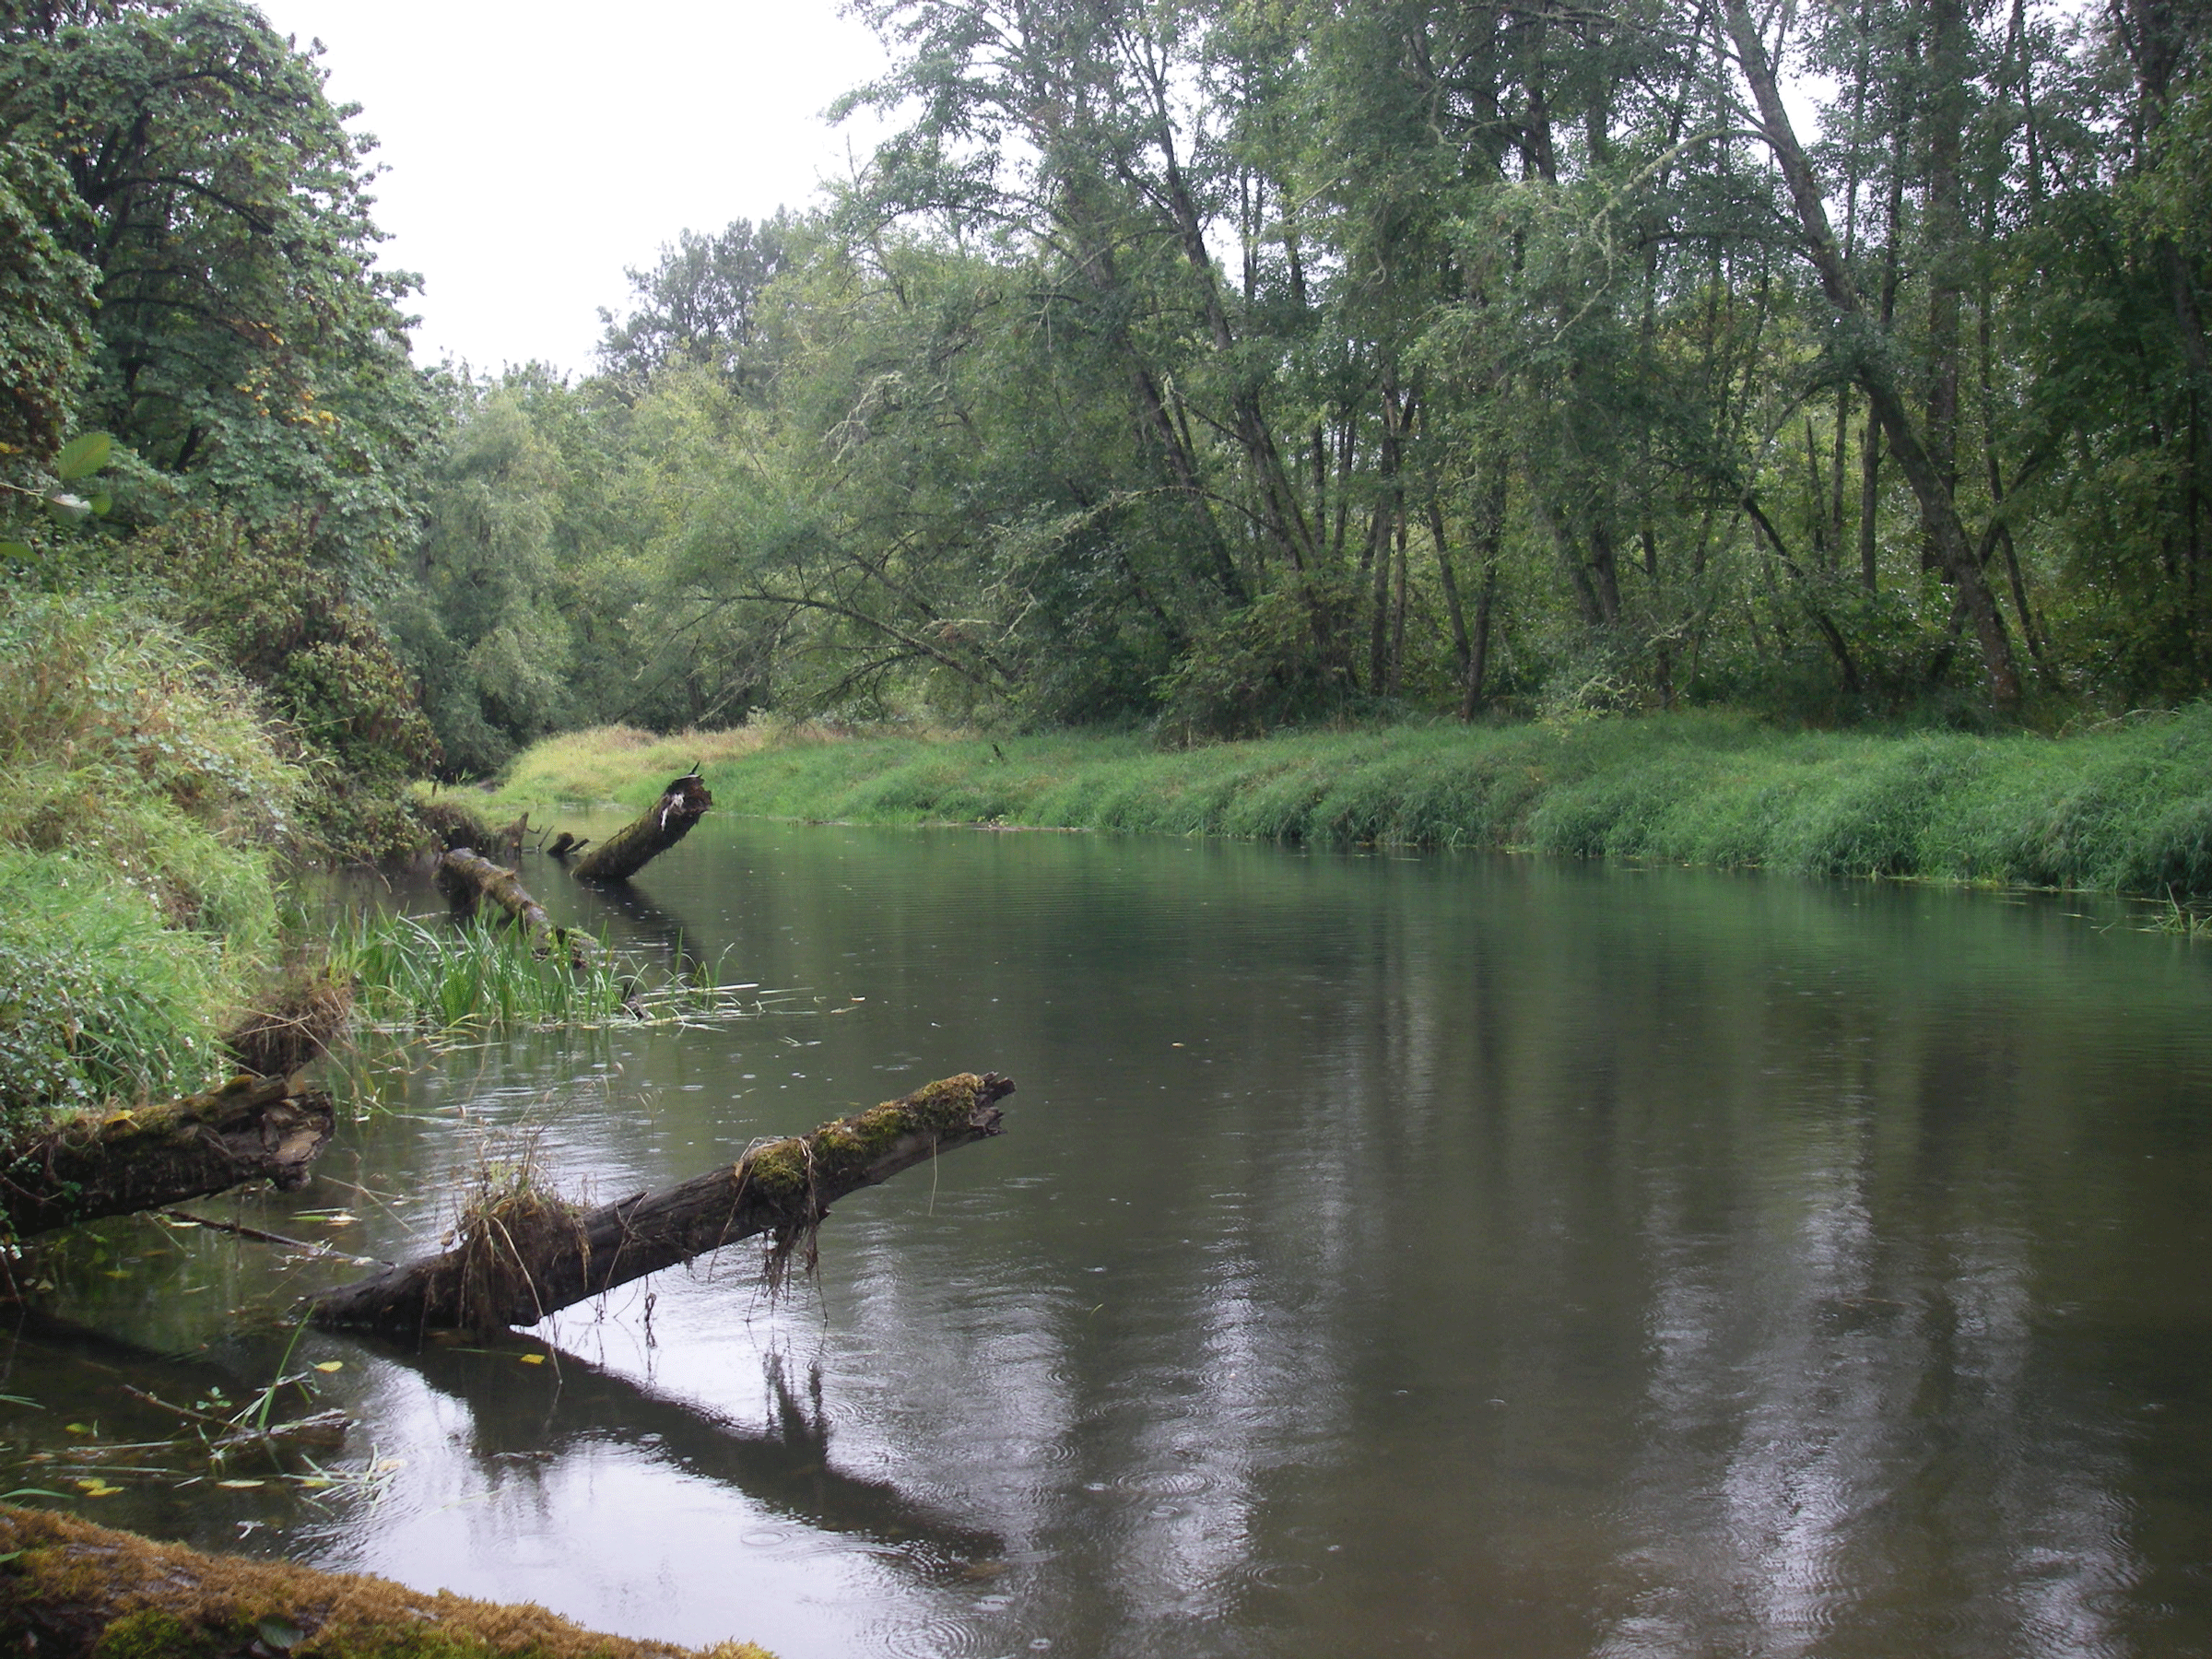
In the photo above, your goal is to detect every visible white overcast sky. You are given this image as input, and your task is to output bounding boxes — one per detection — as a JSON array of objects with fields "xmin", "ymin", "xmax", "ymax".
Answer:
[
  {"xmin": 249, "ymin": 0, "xmax": 894, "ymax": 375},
  {"xmin": 246, "ymin": 2, "xmax": 1841, "ymax": 379}
]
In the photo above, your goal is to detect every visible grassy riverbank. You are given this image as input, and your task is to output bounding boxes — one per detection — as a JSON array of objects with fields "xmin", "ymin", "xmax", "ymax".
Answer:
[{"xmin": 481, "ymin": 709, "xmax": 2212, "ymax": 899}]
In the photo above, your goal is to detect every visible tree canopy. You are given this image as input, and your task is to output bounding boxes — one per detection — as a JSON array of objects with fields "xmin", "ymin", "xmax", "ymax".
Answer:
[{"xmin": 6, "ymin": 0, "xmax": 2211, "ymax": 773}]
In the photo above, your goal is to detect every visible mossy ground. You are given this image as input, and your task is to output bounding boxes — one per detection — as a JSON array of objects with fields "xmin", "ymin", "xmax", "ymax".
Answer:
[
  {"xmin": 477, "ymin": 708, "xmax": 2212, "ymax": 898},
  {"xmin": 0, "ymin": 1505, "xmax": 771, "ymax": 1658}
]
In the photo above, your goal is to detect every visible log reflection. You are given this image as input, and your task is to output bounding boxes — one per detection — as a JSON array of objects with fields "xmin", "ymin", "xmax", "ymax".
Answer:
[{"xmin": 394, "ymin": 1337, "xmax": 1007, "ymax": 1576}]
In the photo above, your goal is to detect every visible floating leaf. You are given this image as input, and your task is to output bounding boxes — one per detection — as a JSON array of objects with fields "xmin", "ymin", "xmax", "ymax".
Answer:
[
  {"xmin": 312, "ymin": 1361, "xmax": 344, "ymax": 1373},
  {"xmin": 63, "ymin": 1423, "xmax": 91, "ymax": 1436},
  {"xmin": 216, "ymin": 1478, "xmax": 265, "ymax": 1489},
  {"xmin": 518, "ymin": 1354, "xmax": 546, "ymax": 1365},
  {"xmin": 256, "ymin": 1615, "xmax": 304, "ymax": 1652},
  {"xmin": 53, "ymin": 431, "xmax": 112, "ymax": 481}
]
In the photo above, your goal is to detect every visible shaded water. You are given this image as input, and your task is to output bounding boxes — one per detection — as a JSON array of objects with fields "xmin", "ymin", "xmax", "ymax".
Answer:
[{"xmin": 13, "ymin": 819, "xmax": 2212, "ymax": 1657}]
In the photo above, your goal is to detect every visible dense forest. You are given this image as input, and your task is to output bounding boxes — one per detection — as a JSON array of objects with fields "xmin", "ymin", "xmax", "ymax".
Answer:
[{"xmin": 6, "ymin": 0, "xmax": 2211, "ymax": 779}]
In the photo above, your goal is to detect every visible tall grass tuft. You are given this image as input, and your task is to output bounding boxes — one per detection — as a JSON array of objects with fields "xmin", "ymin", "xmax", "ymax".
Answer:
[{"xmin": 329, "ymin": 911, "xmax": 771, "ymax": 1041}]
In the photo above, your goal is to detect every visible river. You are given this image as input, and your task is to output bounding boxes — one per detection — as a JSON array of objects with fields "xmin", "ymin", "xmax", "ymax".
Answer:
[{"xmin": 12, "ymin": 818, "xmax": 2212, "ymax": 1657}]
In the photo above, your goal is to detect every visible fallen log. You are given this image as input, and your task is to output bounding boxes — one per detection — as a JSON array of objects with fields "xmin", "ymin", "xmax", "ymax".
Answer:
[
  {"xmin": 312, "ymin": 1071, "xmax": 1012, "ymax": 1335},
  {"xmin": 0, "ymin": 1505, "xmax": 771, "ymax": 1659},
  {"xmin": 571, "ymin": 768, "xmax": 712, "ymax": 882},
  {"xmin": 0, "ymin": 1072, "xmax": 334, "ymax": 1241},
  {"xmin": 435, "ymin": 847, "xmax": 594, "ymax": 964}
]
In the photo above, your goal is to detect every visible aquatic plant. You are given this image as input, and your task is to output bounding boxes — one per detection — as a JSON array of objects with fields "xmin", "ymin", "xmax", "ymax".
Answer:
[{"xmin": 328, "ymin": 910, "xmax": 772, "ymax": 1041}]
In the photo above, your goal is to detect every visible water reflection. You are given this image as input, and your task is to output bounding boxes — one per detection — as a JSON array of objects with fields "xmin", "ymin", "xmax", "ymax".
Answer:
[
  {"xmin": 12, "ymin": 825, "xmax": 2212, "ymax": 1656},
  {"xmin": 392, "ymin": 1340, "xmax": 1006, "ymax": 1574}
]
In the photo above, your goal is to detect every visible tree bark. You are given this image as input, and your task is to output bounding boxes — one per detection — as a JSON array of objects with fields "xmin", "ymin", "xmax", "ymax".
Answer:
[
  {"xmin": 0, "ymin": 1073, "xmax": 334, "ymax": 1241},
  {"xmin": 0, "ymin": 1505, "xmax": 759, "ymax": 1659},
  {"xmin": 1725, "ymin": 0, "xmax": 2024, "ymax": 709},
  {"xmin": 312, "ymin": 1072, "xmax": 1014, "ymax": 1335},
  {"xmin": 571, "ymin": 771, "xmax": 713, "ymax": 883}
]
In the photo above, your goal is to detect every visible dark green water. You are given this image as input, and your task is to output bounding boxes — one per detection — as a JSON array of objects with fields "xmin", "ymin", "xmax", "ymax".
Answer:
[{"xmin": 13, "ymin": 819, "xmax": 2212, "ymax": 1657}]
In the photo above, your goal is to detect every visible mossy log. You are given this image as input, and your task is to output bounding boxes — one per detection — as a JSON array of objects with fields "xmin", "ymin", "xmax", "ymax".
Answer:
[
  {"xmin": 312, "ymin": 1072, "xmax": 1012, "ymax": 1335},
  {"xmin": 435, "ymin": 849, "xmax": 594, "ymax": 964},
  {"xmin": 0, "ymin": 1504, "xmax": 771, "ymax": 1659},
  {"xmin": 571, "ymin": 771, "xmax": 712, "ymax": 883},
  {"xmin": 0, "ymin": 1072, "xmax": 335, "ymax": 1241}
]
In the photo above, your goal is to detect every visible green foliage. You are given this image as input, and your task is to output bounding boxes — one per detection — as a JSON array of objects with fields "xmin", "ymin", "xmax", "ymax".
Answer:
[
  {"xmin": 130, "ymin": 510, "xmax": 441, "ymax": 856},
  {"xmin": 485, "ymin": 711, "xmax": 2212, "ymax": 900},
  {"xmin": 0, "ymin": 0, "xmax": 441, "ymax": 557},
  {"xmin": 329, "ymin": 909, "xmax": 759, "ymax": 1039},
  {"xmin": 0, "ymin": 585, "xmax": 295, "ymax": 1123},
  {"xmin": 0, "ymin": 586, "xmax": 289, "ymax": 940},
  {"xmin": 0, "ymin": 140, "xmax": 93, "ymax": 468}
]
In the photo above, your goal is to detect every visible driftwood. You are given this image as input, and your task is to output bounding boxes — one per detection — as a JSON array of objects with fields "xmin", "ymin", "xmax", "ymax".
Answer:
[
  {"xmin": 571, "ymin": 769, "xmax": 712, "ymax": 882},
  {"xmin": 0, "ymin": 1073, "xmax": 334, "ymax": 1240},
  {"xmin": 0, "ymin": 1506, "xmax": 769, "ymax": 1659},
  {"xmin": 312, "ymin": 1072, "xmax": 1013, "ymax": 1335}
]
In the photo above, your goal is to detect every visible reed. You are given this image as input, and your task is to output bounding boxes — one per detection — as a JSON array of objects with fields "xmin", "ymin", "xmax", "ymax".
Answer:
[{"xmin": 328, "ymin": 910, "xmax": 771, "ymax": 1041}]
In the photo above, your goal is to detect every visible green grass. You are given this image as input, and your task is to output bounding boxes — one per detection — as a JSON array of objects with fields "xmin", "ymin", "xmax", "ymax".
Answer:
[
  {"xmin": 482, "ymin": 707, "xmax": 2212, "ymax": 898},
  {"xmin": 0, "ymin": 851, "xmax": 237, "ymax": 1131},
  {"xmin": 0, "ymin": 589, "xmax": 301, "ymax": 1125},
  {"xmin": 328, "ymin": 910, "xmax": 775, "ymax": 1041}
]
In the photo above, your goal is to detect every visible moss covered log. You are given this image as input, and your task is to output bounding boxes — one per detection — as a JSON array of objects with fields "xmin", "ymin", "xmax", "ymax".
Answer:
[
  {"xmin": 433, "ymin": 850, "xmax": 594, "ymax": 967},
  {"xmin": 311, "ymin": 1073, "xmax": 1013, "ymax": 1335},
  {"xmin": 570, "ymin": 771, "xmax": 711, "ymax": 883},
  {"xmin": 0, "ymin": 1504, "xmax": 771, "ymax": 1658},
  {"xmin": 435, "ymin": 850, "xmax": 557, "ymax": 935},
  {"xmin": 0, "ymin": 1072, "xmax": 334, "ymax": 1240}
]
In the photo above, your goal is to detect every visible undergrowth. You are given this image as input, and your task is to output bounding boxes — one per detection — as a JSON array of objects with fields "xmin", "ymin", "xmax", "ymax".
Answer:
[
  {"xmin": 0, "ymin": 853, "xmax": 234, "ymax": 1131},
  {"xmin": 0, "ymin": 590, "xmax": 298, "ymax": 1127}
]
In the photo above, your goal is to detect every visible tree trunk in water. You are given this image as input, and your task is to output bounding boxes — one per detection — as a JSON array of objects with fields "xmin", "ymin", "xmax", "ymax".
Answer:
[
  {"xmin": 0, "ymin": 1073, "xmax": 334, "ymax": 1240},
  {"xmin": 571, "ymin": 771, "xmax": 713, "ymax": 883},
  {"xmin": 0, "ymin": 1505, "xmax": 766, "ymax": 1659},
  {"xmin": 434, "ymin": 848, "xmax": 594, "ymax": 965},
  {"xmin": 312, "ymin": 1073, "xmax": 1013, "ymax": 1335}
]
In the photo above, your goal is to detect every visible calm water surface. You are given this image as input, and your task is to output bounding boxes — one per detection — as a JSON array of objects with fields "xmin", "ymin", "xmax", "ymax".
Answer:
[{"xmin": 13, "ymin": 819, "xmax": 2212, "ymax": 1657}]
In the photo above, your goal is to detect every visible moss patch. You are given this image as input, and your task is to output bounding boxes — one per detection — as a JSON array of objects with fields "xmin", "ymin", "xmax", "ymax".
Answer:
[
  {"xmin": 738, "ymin": 1074, "xmax": 995, "ymax": 1203},
  {"xmin": 0, "ymin": 1505, "xmax": 772, "ymax": 1658}
]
